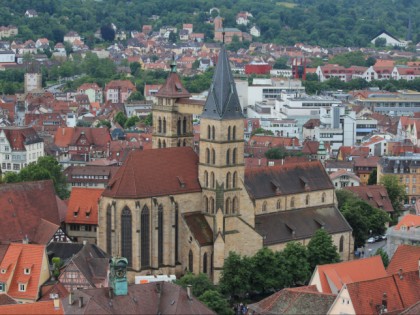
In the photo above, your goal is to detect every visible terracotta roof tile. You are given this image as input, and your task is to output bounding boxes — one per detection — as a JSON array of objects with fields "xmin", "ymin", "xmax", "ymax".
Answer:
[
  {"xmin": 156, "ymin": 70, "xmax": 191, "ymax": 98},
  {"xmin": 345, "ymin": 185, "xmax": 394, "ymax": 212},
  {"xmin": 387, "ymin": 244, "xmax": 420, "ymax": 275},
  {"xmin": 103, "ymin": 147, "xmax": 201, "ymax": 198},
  {"xmin": 0, "ymin": 300, "xmax": 63, "ymax": 314},
  {"xmin": 1, "ymin": 127, "xmax": 42, "ymax": 151},
  {"xmin": 393, "ymin": 214, "xmax": 420, "ymax": 230},
  {"xmin": 65, "ymin": 188, "xmax": 103, "ymax": 225}
]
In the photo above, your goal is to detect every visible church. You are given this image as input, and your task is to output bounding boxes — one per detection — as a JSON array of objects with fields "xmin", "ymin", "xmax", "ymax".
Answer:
[{"xmin": 97, "ymin": 46, "xmax": 353, "ymax": 283}]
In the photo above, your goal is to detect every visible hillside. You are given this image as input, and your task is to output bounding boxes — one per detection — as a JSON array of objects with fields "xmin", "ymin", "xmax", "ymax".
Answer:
[{"xmin": 0, "ymin": 0, "xmax": 418, "ymax": 47}]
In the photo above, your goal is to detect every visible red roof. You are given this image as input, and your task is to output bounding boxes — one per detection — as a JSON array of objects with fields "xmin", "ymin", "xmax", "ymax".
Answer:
[
  {"xmin": 387, "ymin": 244, "xmax": 420, "ymax": 276},
  {"xmin": 312, "ymin": 256, "xmax": 387, "ymax": 294},
  {"xmin": 155, "ymin": 71, "xmax": 191, "ymax": 98},
  {"xmin": 54, "ymin": 127, "xmax": 111, "ymax": 149},
  {"xmin": 345, "ymin": 185, "xmax": 394, "ymax": 212},
  {"xmin": 1, "ymin": 127, "xmax": 41, "ymax": 151},
  {"xmin": 105, "ymin": 80, "xmax": 136, "ymax": 92},
  {"xmin": 0, "ymin": 300, "xmax": 63, "ymax": 314},
  {"xmin": 103, "ymin": 147, "xmax": 201, "ymax": 198},
  {"xmin": 393, "ymin": 214, "xmax": 420, "ymax": 230},
  {"xmin": 65, "ymin": 188, "xmax": 103, "ymax": 225},
  {"xmin": 0, "ymin": 243, "xmax": 47, "ymax": 301}
]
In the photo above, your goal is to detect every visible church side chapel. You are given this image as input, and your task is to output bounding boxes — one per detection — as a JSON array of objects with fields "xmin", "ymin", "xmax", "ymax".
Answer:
[{"xmin": 97, "ymin": 45, "xmax": 353, "ymax": 284}]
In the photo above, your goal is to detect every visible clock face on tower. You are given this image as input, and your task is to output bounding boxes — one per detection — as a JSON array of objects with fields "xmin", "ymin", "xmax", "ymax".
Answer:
[{"xmin": 116, "ymin": 268, "xmax": 126, "ymax": 278}]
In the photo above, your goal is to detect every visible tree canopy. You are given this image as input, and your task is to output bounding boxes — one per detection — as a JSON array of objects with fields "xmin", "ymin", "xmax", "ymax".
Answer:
[
  {"xmin": 307, "ymin": 229, "xmax": 340, "ymax": 270},
  {"xmin": 380, "ymin": 175, "xmax": 407, "ymax": 214}
]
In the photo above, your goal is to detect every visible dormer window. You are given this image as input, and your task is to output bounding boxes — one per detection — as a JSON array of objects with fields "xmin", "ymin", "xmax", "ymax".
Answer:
[
  {"xmin": 0, "ymin": 269, "xmax": 6, "ymax": 274},
  {"xmin": 0, "ymin": 282, "xmax": 5, "ymax": 292},
  {"xmin": 24, "ymin": 268, "xmax": 31, "ymax": 275},
  {"xmin": 18, "ymin": 283, "xmax": 26, "ymax": 292}
]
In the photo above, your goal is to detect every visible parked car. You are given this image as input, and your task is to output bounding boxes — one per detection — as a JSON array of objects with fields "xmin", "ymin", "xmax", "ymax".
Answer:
[{"xmin": 367, "ymin": 237, "xmax": 376, "ymax": 243}]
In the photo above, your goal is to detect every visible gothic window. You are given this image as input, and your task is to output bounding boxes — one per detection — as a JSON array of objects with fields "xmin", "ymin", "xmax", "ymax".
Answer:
[
  {"xmin": 232, "ymin": 148, "xmax": 237, "ymax": 164},
  {"xmin": 121, "ymin": 207, "xmax": 132, "ymax": 266},
  {"xmin": 158, "ymin": 118, "xmax": 162, "ymax": 133},
  {"xmin": 210, "ymin": 197, "xmax": 215, "ymax": 214},
  {"xmin": 177, "ymin": 140, "xmax": 181, "ymax": 147},
  {"xmin": 225, "ymin": 198, "xmax": 231, "ymax": 214},
  {"xmin": 290, "ymin": 197, "xmax": 295, "ymax": 208},
  {"xmin": 226, "ymin": 149, "xmax": 230, "ymax": 165},
  {"xmin": 158, "ymin": 205, "xmax": 163, "ymax": 266},
  {"xmin": 339, "ymin": 235, "xmax": 344, "ymax": 253},
  {"xmin": 227, "ymin": 126, "xmax": 231, "ymax": 141},
  {"xmin": 158, "ymin": 139, "xmax": 161, "ymax": 149},
  {"xmin": 322, "ymin": 192, "xmax": 326, "ymax": 203},
  {"xmin": 233, "ymin": 126, "xmax": 236, "ymax": 140},
  {"xmin": 177, "ymin": 118, "xmax": 181, "ymax": 136},
  {"xmin": 204, "ymin": 196, "xmax": 209, "ymax": 212},
  {"xmin": 207, "ymin": 125, "xmax": 211, "ymax": 139},
  {"xmin": 175, "ymin": 203, "xmax": 179, "ymax": 262},
  {"xmin": 204, "ymin": 171, "xmax": 208, "ymax": 187},
  {"xmin": 305, "ymin": 194, "xmax": 310, "ymax": 205},
  {"xmin": 212, "ymin": 126, "xmax": 215, "ymax": 140},
  {"xmin": 163, "ymin": 140, "xmax": 166, "ymax": 148},
  {"xmin": 211, "ymin": 172, "xmax": 215, "ymax": 188},
  {"xmin": 163, "ymin": 118, "xmax": 167, "ymax": 133},
  {"xmin": 226, "ymin": 172, "xmax": 231, "ymax": 189},
  {"xmin": 206, "ymin": 148, "xmax": 210, "ymax": 164},
  {"xmin": 232, "ymin": 197, "xmax": 238, "ymax": 213},
  {"xmin": 183, "ymin": 117, "xmax": 187, "ymax": 134},
  {"xmin": 106, "ymin": 205, "xmax": 112, "ymax": 255},
  {"xmin": 262, "ymin": 201, "xmax": 267, "ymax": 212},
  {"xmin": 233, "ymin": 172, "xmax": 237, "ymax": 188},
  {"xmin": 203, "ymin": 253, "xmax": 208, "ymax": 274},
  {"xmin": 276, "ymin": 199, "xmax": 281, "ymax": 210},
  {"xmin": 141, "ymin": 205, "xmax": 150, "ymax": 267},
  {"xmin": 188, "ymin": 249, "xmax": 193, "ymax": 272},
  {"xmin": 212, "ymin": 149, "xmax": 216, "ymax": 164}
]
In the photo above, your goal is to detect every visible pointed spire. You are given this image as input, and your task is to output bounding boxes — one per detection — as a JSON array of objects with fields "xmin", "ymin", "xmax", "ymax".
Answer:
[
  {"xmin": 170, "ymin": 53, "xmax": 177, "ymax": 73},
  {"xmin": 201, "ymin": 45, "xmax": 244, "ymax": 120}
]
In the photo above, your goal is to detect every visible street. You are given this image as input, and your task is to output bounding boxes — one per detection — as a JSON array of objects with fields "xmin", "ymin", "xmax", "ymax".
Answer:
[{"xmin": 360, "ymin": 239, "xmax": 386, "ymax": 257}]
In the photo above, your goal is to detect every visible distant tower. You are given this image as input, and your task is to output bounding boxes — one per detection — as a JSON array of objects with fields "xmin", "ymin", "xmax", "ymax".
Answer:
[
  {"xmin": 214, "ymin": 15, "xmax": 223, "ymax": 32},
  {"xmin": 24, "ymin": 63, "xmax": 42, "ymax": 94},
  {"xmin": 406, "ymin": 16, "xmax": 413, "ymax": 41},
  {"xmin": 292, "ymin": 57, "xmax": 307, "ymax": 80}
]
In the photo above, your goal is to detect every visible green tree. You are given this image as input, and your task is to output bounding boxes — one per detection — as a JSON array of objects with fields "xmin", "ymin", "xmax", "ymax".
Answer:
[
  {"xmin": 219, "ymin": 251, "xmax": 252, "ymax": 297},
  {"xmin": 281, "ymin": 242, "xmax": 311, "ymax": 286},
  {"xmin": 380, "ymin": 175, "xmax": 407, "ymax": 213},
  {"xmin": 127, "ymin": 91, "xmax": 144, "ymax": 101},
  {"xmin": 114, "ymin": 111, "xmax": 127, "ymax": 127},
  {"xmin": 199, "ymin": 290, "xmax": 233, "ymax": 315},
  {"xmin": 129, "ymin": 62, "xmax": 141, "ymax": 76},
  {"xmin": 273, "ymin": 57, "xmax": 289, "ymax": 70},
  {"xmin": 250, "ymin": 248, "xmax": 285, "ymax": 292},
  {"xmin": 265, "ymin": 147, "xmax": 287, "ymax": 160},
  {"xmin": 307, "ymin": 229, "xmax": 340, "ymax": 270},
  {"xmin": 375, "ymin": 248, "xmax": 389, "ymax": 267},
  {"xmin": 141, "ymin": 113, "xmax": 153, "ymax": 126},
  {"xmin": 100, "ymin": 24, "xmax": 115, "ymax": 41},
  {"xmin": 168, "ymin": 31, "xmax": 177, "ymax": 43},
  {"xmin": 124, "ymin": 116, "xmax": 140, "ymax": 129},
  {"xmin": 96, "ymin": 120, "xmax": 111, "ymax": 128},
  {"xmin": 375, "ymin": 38, "xmax": 387, "ymax": 47},
  {"xmin": 251, "ymin": 128, "xmax": 273, "ymax": 136},
  {"xmin": 368, "ymin": 169, "xmax": 377, "ymax": 185},
  {"xmin": 175, "ymin": 273, "xmax": 214, "ymax": 298}
]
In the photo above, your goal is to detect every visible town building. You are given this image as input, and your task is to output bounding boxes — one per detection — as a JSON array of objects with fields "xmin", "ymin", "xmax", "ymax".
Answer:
[
  {"xmin": 386, "ymin": 214, "xmax": 420, "ymax": 257},
  {"xmin": 77, "ymin": 83, "xmax": 103, "ymax": 104},
  {"xmin": 330, "ymin": 169, "xmax": 360, "ymax": 189},
  {"xmin": 345, "ymin": 185, "xmax": 394, "ymax": 215},
  {"xmin": 63, "ymin": 165, "xmax": 118, "ymax": 190},
  {"xmin": 97, "ymin": 46, "xmax": 353, "ymax": 284},
  {"xmin": 104, "ymin": 80, "xmax": 136, "ymax": 104}
]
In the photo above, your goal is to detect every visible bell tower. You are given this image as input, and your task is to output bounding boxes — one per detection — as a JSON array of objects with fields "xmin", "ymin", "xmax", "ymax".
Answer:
[
  {"xmin": 152, "ymin": 59, "xmax": 194, "ymax": 149},
  {"xmin": 199, "ymin": 45, "xmax": 245, "ymax": 218}
]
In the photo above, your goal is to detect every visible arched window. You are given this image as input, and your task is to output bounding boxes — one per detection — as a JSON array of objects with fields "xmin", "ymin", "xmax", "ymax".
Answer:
[
  {"xmin": 188, "ymin": 249, "xmax": 193, "ymax": 272},
  {"xmin": 233, "ymin": 172, "xmax": 237, "ymax": 188},
  {"xmin": 158, "ymin": 205, "xmax": 164, "ymax": 266},
  {"xmin": 175, "ymin": 203, "xmax": 179, "ymax": 262},
  {"xmin": 212, "ymin": 126, "xmax": 215, "ymax": 140},
  {"xmin": 183, "ymin": 117, "xmax": 187, "ymax": 134},
  {"xmin": 226, "ymin": 172, "xmax": 231, "ymax": 189},
  {"xmin": 106, "ymin": 205, "xmax": 112, "ymax": 255},
  {"xmin": 204, "ymin": 171, "xmax": 208, "ymax": 187},
  {"xmin": 339, "ymin": 235, "xmax": 344, "ymax": 253},
  {"xmin": 232, "ymin": 197, "xmax": 238, "ymax": 214},
  {"xmin": 227, "ymin": 126, "xmax": 231, "ymax": 141},
  {"xmin": 262, "ymin": 201, "xmax": 267, "ymax": 212},
  {"xmin": 210, "ymin": 197, "xmax": 215, "ymax": 214},
  {"xmin": 163, "ymin": 118, "xmax": 167, "ymax": 133},
  {"xmin": 232, "ymin": 148, "xmax": 237, "ymax": 164},
  {"xmin": 290, "ymin": 197, "xmax": 295, "ymax": 208},
  {"xmin": 211, "ymin": 172, "xmax": 215, "ymax": 188},
  {"xmin": 225, "ymin": 198, "xmax": 231, "ymax": 214},
  {"xmin": 203, "ymin": 253, "xmax": 208, "ymax": 274},
  {"xmin": 226, "ymin": 149, "xmax": 230, "ymax": 165},
  {"xmin": 322, "ymin": 192, "xmax": 326, "ymax": 203},
  {"xmin": 206, "ymin": 148, "xmax": 210, "ymax": 164},
  {"xmin": 204, "ymin": 196, "xmax": 209, "ymax": 212},
  {"xmin": 121, "ymin": 207, "xmax": 132, "ymax": 266},
  {"xmin": 207, "ymin": 125, "xmax": 211, "ymax": 139},
  {"xmin": 212, "ymin": 149, "xmax": 216, "ymax": 164},
  {"xmin": 276, "ymin": 199, "xmax": 281, "ymax": 210},
  {"xmin": 158, "ymin": 139, "xmax": 161, "ymax": 149},
  {"xmin": 158, "ymin": 118, "xmax": 162, "ymax": 133},
  {"xmin": 177, "ymin": 118, "xmax": 181, "ymax": 136},
  {"xmin": 141, "ymin": 205, "xmax": 150, "ymax": 267},
  {"xmin": 305, "ymin": 194, "xmax": 310, "ymax": 205},
  {"xmin": 233, "ymin": 126, "xmax": 236, "ymax": 140},
  {"xmin": 162, "ymin": 140, "xmax": 166, "ymax": 148}
]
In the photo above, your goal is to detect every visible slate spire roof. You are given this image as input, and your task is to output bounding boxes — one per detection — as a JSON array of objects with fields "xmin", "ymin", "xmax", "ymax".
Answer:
[{"xmin": 201, "ymin": 45, "xmax": 244, "ymax": 120}]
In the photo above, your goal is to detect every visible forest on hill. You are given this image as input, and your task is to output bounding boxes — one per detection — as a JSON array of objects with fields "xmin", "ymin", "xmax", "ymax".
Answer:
[{"xmin": 0, "ymin": 0, "xmax": 418, "ymax": 47}]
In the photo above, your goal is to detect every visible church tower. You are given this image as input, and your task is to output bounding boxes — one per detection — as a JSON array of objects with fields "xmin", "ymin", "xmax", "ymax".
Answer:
[
  {"xmin": 152, "ymin": 60, "xmax": 194, "ymax": 149},
  {"xmin": 199, "ymin": 45, "xmax": 245, "ymax": 219}
]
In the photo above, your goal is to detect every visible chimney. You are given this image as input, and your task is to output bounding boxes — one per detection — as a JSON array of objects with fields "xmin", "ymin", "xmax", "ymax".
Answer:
[
  {"xmin": 78, "ymin": 296, "xmax": 84, "ymax": 308},
  {"xmin": 54, "ymin": 298, "xmax": 60, "ymax": 310},
  {"xmin": 398, "ymin": 268, "xmax": 403, "ymax": 280},
  {"xmin": 22, "ymin": 235, "xmax": 29, "ymax": 244},
  {"xmin": 68, "ymin": 291, "xmax": 73, "ymax": 305},
  {"xmin": 186, "ymin": 285, "xmax": 192, "ymax": 300}
]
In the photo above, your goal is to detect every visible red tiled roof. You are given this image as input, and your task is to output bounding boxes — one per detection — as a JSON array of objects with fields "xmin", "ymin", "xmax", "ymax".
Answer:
[
  {"xmin": 155, "ymin": 71, "xmax": 191, "ymax": 98},
  {"xmin": 249, "ymin": 135, "xmax": 300, "ymax": 147},
  {"xmin": 387, "ymin": 244, "xmax": 420, "ymax": 276},
  {"xmin": 65, "ymin": 188, "xmax": 103, "ymax": 225},
  {"xmin": 312, "ymin": 256, "xmax": 386, "ymax": 294},
  {"xmin": 105, "ymin": 80, "xmax": 136, "ymax": 92},
  {"xmin": 345, "ymin": 185, "xmax": 394, "ymax": 212},
  {"xmin": 0, "ymin": 243, "xmax": 47, "ymax": 301},
  {"xmin": 103, "ymin": 147, "xmax": 201, "ymax": 198},
  {"xmin": 353, "ymin": 156, "xmax": 380, "ymax": 168},
  {"xmin": 393, "ymin": 214, "xmax": 420, "ymax": 230},
  {"xmin": 1, "ymin": 127, "xmax": 41, "ymax": 151},
  {"xmin": 0, "ymin": 300, "xmax": 63, "ymax": 314}
]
